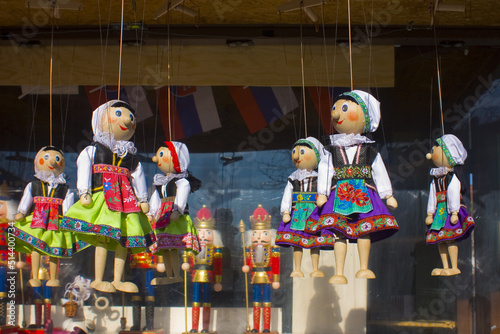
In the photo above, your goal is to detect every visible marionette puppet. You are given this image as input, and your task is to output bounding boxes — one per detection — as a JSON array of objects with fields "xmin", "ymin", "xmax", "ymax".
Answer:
[
  {"xmin": 242, "ymin": 205, "xmax": 280, "ymax": 334},
  {"xmin": 306, "ymin": 90, "xmax": 399, "ymax": 284},
  {"xmin": 425, "ymin": 134, "xmax": 475, "ymax": 276},
  {"xmin": 12, "ymin": 146, "xmax": 87, "ymax": 288},
  {"xmin": 60, "ymin": 100, "xmax": 155, "ymax": 293},
  {"xmin": 181, "ymin": 205, "xmax": 223, "ymax": 334},
  {"xmin": 148, "ymin": 141, "xmax": 201, "ymax": 285},
  {"xmin": 275, "ymin": 137, "xmax": 335, "ymax": 278}
]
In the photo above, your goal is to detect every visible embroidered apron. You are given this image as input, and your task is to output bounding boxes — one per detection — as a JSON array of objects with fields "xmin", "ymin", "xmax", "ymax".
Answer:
[
  {"xmin": 290, "ymin": 192, "xmax": 316, "ymax": 231},
  {"xmin": 154, "ymin": 197, "xmax": 175, "ymax": 230},
  {"xmin": 30, "ymin": 195, "xmax": 62, "ymax": 231},
  {"xmin": 93, "ymin": 164, "xmax": 140, "ymax": 213},
  {"xmin": 430, "ymin": 191, "xmax": 447, "ymax": 231}
]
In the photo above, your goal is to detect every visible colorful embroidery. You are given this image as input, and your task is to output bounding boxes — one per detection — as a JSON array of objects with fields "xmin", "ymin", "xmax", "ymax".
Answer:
[
  {"xmin": 31, "ymin": 196, "xmax": 61, "ymax": 231},
  {"xmin": 292, "ymin": 192, "xmax": 316, "ymax": 203},
  {"xmin": 333, "ymin": 166, "xmax": 372, "ymax": 180},
  {"xmin": 93, "ymin": 164, "xmax": 131, "ymax": 176},
  {"xmin": 154, "ymin": 232, "xmax": 200, "ymax": 253},
  {"xmin": 306, "ymin": 214, "xmax": 398, "ymax": 238},
  {"xmin": 436, "ymin": 138, "xmax": 457, "ymax": 167},
  {"xmin": 60, "ymin": 217, "xmax": 155, "ymax": 248},
  {"xmin": 333, "ymin": 179, "xmax": 372, "ymax": 215},
  {"xmin": 426, "ymin": 215, "xmax": 475, "ymax": 244},
  {"xmin": 96, "ymin": 165, "xmax": 140, "ymax": 213},
  {"xmin": 11, "ymin": 226, "xmax": 88, "ymax": 257},
  {"xmin": 276, "ymin": 232, "xmax": 335, "ymax": 248}
]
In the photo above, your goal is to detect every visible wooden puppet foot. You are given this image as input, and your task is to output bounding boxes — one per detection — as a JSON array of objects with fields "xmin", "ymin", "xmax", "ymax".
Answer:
[
  {"xmin": 441, "ymin": 268, "xmax": 461, "ymax": 276},
  {"xmin": 112, "ymin": 280, "xmax": 139, "ymax": 293},
  {"xmin": 29, "ymin": 278, "xmax": 42, "ymax": 287},
  {"xmin": 329, "ymin": 275, "xmax": 348, "ymax": 284},
  {"xmin": 310, "ymin": 270, "xmax": 325, "ymax": 278},
  {"xmin": 431, "ymin": 268, "xmax": 444, "ymax": 276},
  {"xmin": 151, "ymin": 277, "xmax": 176, "ymax": 285},
  {"xmin": 290, "ymin": 270, "xmax": 305, "ymax": 278},
  {"xmin": 169, "ymin": 276, "xmax": 184, "ymax": 284},
  {"xmin": 355, "ymin": 269, "xmax": 376, "ymax": 279},
  {"xmin": 46, "ymin": 279, "xmax": 60, "ymax": 287},
  {"xmin": 91, "ymin": 280, "xmax": 116, "ymax": 293}
]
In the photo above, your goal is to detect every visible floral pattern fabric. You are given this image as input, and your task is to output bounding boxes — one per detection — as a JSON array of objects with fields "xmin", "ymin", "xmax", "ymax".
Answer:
[{"xmin": 333, "ymin": 179, "xmax": 372, "ymax": 215}]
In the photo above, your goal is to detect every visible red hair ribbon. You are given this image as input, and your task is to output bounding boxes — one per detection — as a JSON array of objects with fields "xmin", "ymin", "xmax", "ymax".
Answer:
[{"xmin": 164, "ymin": 141, "xmax": 181, "ymax": 173}]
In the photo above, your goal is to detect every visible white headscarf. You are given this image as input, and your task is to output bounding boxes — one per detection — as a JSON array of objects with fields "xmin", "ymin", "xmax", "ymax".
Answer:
[
  {"xmin": 152, "ymin": 141, "xmax": 190, "ymax": 185},
  {"xmin": 91, "ymin": 100, "xmax": 137, "ymax": 157},
  {"xmin": 437, "ymin": 134, "xmax": 467, "ymax": 167},
  {"xmin": 337, "ymin": 90, "xmax": 381, "ymax": 133}
]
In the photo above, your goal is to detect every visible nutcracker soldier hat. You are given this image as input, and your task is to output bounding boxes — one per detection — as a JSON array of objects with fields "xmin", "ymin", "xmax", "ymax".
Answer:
[
  {"xmin": 194, "ymin": 205, "xmax": 215, "ymax": 230},
  {"xmin": 250, "ymin": 204, "xmax": 271, "ymax": 230}
]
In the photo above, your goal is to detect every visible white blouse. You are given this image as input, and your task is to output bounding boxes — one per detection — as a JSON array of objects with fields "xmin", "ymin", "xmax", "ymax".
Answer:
[
  {"xmin": 427, "ymin": 174, "xmax": 461, "ymax": 214},
  {"xmin": 148, "ymin": 178, "xmax": 191, "ymax": 217},
  {"xmin": 17, "ymin": 182, "xmax": 74, "ymax": 215}
]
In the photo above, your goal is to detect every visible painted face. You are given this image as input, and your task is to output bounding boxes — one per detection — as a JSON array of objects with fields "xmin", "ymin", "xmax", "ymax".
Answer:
[
  {"xmin": 292, "ymin": 145, "xmax": 318, "ymax": 171},
  {"xmin": 101, "ymin": 106, "xmax": 136, "ymax": 141},
  {"xmin": 331, "ymin": 99, "xmax": 366, "ymax": 135},
  {"xmin": 152, "ymin": 147, "xmax": 175, "ymax": 174},
  {"xmin": 428, "ymin": 145, "xmax": 451, "ymax": 168},
  {"xmin": 35, "ymin": 149, "xmax": 65, "ymax": 176},
  {"xmin": 0, "ymin": 201, "xmax": 7, "ymax": 219},
  {"xmin": 251, "ymin": 229, "xmax": 271, "ymax": 245},
  {"xmin": 198, "ymin": 228, "xmax": 214, "ymax": 246}
]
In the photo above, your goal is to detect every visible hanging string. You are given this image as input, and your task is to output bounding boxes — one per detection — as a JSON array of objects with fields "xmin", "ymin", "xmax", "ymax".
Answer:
[
  {"xmin": 347, "ymin": 0, "xmax": 353, "ymax": 90},
  {"xmin": 49, "ymin": 5, "xmax": 55, "ymax": 146},
  {"xmin": 433, "ymin": 24, "xmax": 445, "ymax": 135},
  {"xmin": 117, "ymin": 0, "xmax": 125, "ymax": 100},
  {"xmin": 167, "ymin": 7, "xmax": 172, "ymax": 141},
  {"xmin": 299, "ymin": 1, "xmax": 308, "ymax": 138}
]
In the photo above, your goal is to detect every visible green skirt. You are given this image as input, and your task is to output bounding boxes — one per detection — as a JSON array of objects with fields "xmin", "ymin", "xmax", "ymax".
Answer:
[
  {"xmin": 152, "ymin": 214, "xmax": 200, "ymax": 254},
  {"xmin": 60, "ymin": 192, "xmax": 155, "ymax": 254},
  {"xmin": 13, "ymin": 215, "xmax": 90, "ymax": 258}
]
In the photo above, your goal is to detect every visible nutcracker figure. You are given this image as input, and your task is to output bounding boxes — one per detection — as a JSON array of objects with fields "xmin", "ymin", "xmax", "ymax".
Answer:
[
  {"xmin": 242, "ymin": 205, "xmax": 280, "ymax": 334},
  {"xmin": 182, "ymin": 205, "xmax": 223, "ymax": 334}
]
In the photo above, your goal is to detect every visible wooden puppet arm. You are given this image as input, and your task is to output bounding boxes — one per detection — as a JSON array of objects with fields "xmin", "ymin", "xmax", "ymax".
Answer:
[{"xmin": 425, "ymin": 213, "xmax": 434, "ymax": 226}]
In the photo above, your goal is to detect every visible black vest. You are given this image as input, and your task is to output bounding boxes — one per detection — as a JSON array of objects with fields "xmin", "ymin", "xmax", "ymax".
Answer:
[
  {"xmin": 91, "ymin": 142, "xmax": 139, "ymax": 191},
  {"xmin": 30, "ymin": 181, "xmax": 68, "ymax": 215}
]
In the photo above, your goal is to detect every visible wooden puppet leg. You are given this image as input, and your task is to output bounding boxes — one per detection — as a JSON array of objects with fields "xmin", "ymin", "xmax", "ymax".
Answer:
[
  {"xmin": 290, "ymin": 247, "xmax": 304, "ymax": 278},
  {"xmin": 329, "ymin": 238, "xmax": 348, "ymax": 284},
  {"xmin": 432, "ymin": 242, "xmax": 450, "ymax": 276},
  {"xmin": 90, "ymin": 242, "xmax": 116, "ymax": 292},
  {"xmin": 355, "ymin": 236, "xmax": 376, "ymax": 279},
  {"xmin": 310, "ymin": 248, "xmax": 324, "ymax": 278},
  {"xmin": 29, "ymin": 250, "xmax": 42, "ymax": 287},
  {"xmin": 441, "ymin": 242, "xmax": 461, "ymax": 276},
  {"xmin": 46, "ymin": 257, "xmax": 60, "ymax": 287},
  {"xmin": 112, "ymin": 244, "xmax": 139, "ymax": 293},
  {"xmin": 169, "ymin": 249, "xmax": 183, "ymax": 283}
]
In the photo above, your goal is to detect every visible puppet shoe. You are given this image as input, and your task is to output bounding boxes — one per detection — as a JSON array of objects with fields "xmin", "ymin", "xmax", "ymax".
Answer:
[
  {"xmin": 355, "ymin": 269, "xmax": 376, "ymax": 279},
  {"xmin": 290, "ymin": 270, "xmax": 304, "ymax": 278},
  {"xmin": 151, "ymin": 277, "xmax": 171, "ymax": 285},
  {"xmin": 29, "ymin": 278, "xmax": 42, "ymax": 287},
  {"xmin": 310, "ymin": 270, "xmax": 325, "ymax": 278},
  {"xmin": 431, "ymin": 268, "xmax": 443, "ymax": 276},
  {"xmin": 46, "ymin": 279, "xmax": 60, "ymax": 287},
  {"xmin": 91, "ymin": 280, "xmax": 116, "ymax": 293},
  {"xmin": 441, "ymin": 268, "xmax": 461, "ymax": 276},
  {"xmin": 112, "ymin": 280, "xmax": 139, "ymax": 293},
  {"xmin": 329, "ymin": 275, "xmax": 348, "ymax": 284}
]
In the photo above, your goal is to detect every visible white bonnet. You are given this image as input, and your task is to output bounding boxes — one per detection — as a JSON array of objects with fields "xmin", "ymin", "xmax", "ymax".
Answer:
[
  {"xmin": 337, "ymin": 90, "xmax": 381, "ymax": 133},
  {"xmin": 437, "ymin": 134, "xmax": 467, "ymax": 166}
]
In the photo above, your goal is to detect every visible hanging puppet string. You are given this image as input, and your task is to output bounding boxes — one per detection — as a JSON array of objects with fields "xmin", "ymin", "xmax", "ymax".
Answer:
[
  {"xmin": 299, "ymin": 2, "xmax": 308, "ymax": 138},
  {"xmin": 49, "ymin": 5, "xmax": 55, "ymax": 146},
  {"xmin": 347, "ymin": 0, "xmax": 353, "ymax": 91},
  {"xmin": 117, "ymin": 0, "xmax": 125, "ymax": 100},
  {"xmin": 433, "ymin": 23, "xmax": 445, "ymax": 136}
]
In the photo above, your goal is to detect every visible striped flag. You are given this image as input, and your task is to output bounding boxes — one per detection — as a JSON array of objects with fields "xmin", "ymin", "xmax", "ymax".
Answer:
[
  {"xmin": 228, "ymin": 86, "xmax": 299, "ymax": 133},
  {"xmin": 156, "ymin": 86, "xmax": 222, "ymax": 140}
]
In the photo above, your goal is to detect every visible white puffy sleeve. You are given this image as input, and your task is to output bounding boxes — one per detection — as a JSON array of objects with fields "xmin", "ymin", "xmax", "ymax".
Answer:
[
  {"xmin": 317, "ymin": 147, "xmax": 333, "ymax": 196},
  {"xmin": 427, "ymin": 180, "xmax": 437, "ymax": 214},
  {"xmin": 76, "ymin": 146, "xmax": 96, "ymax": 196},
  {"xmin": 174, "ymin": 178, "xmax": 191, "ymax": 213},
  {"xmin": 280, "ymin": 180, "xmax": 294, "ymax": 215},
  {"xmin": 17, "ymin": 182, "xmax": 33, "ymax": 215},
  {"xmin": 62, "ymin": 189, "xmax": 75, "ymax": 215},
  {"xmin": 130, "ymin": 162, "xmax": 148, "ymax": 203},
  {"xmin": 447, "ymin": 175, "xmax": 461, "ymax": 214},
  {"xmin": 148, "ymin": 189, "xmax": 161, "ymax": 217},
  {"xmin": 371, "ymin": 153, "xmax": 393, "ymax": 199}
]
